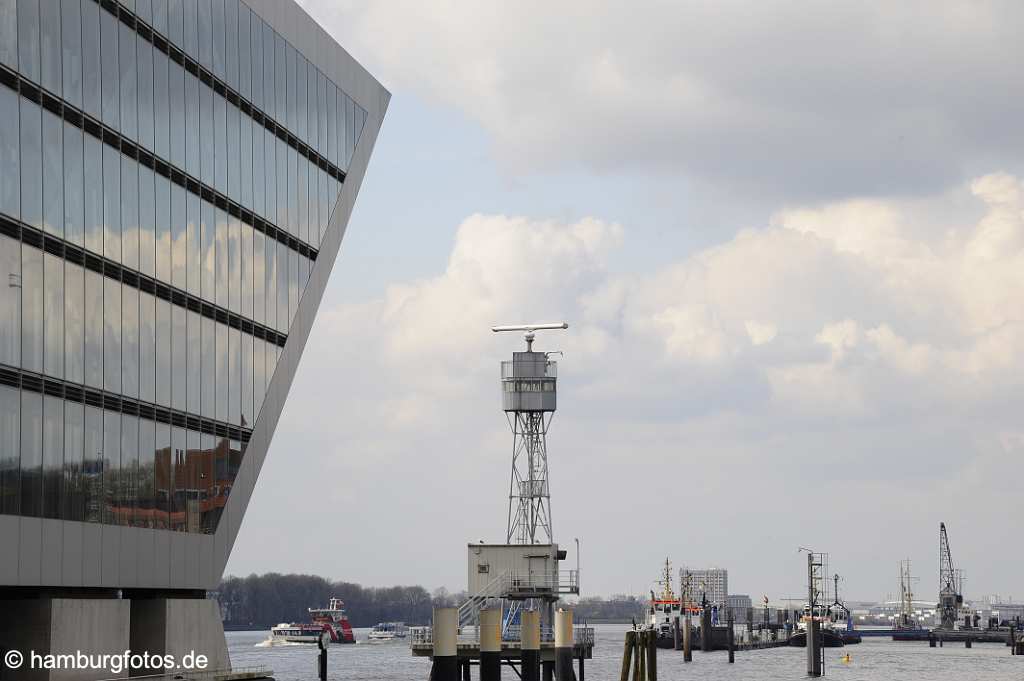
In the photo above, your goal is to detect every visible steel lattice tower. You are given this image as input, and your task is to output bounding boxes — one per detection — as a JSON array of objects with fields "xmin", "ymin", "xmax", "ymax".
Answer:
[{"xmin": 492, "ymin": 323, "xmax": 567, "ymax": 545}]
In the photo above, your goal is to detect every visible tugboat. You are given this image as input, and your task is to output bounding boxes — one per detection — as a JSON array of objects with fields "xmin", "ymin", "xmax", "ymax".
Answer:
[
  {"xmin": 646, "ymin": 559, "xmax": 699, "ymax": 649},
  {"xmin": 270, "ymin": 597, "xmax": 356, "ymax": 644},
  {"xmin": 788, "ymin": 605, "xmax": 846, "ymax": 648},
  {"xmin": 828, "ymin": 575, "xmax": 861, "ymax": 645}
]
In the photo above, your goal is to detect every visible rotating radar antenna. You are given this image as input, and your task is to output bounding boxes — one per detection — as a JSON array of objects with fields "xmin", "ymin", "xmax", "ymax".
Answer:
[{"xmin": 492, "ymin": 323, "xmax": 568, "ymax": 544}]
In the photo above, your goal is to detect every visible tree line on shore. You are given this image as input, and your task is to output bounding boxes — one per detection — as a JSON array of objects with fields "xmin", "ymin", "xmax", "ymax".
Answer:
[{"xmin": 215, "ymin": 573, "xmax": 644, "ymax": 628}]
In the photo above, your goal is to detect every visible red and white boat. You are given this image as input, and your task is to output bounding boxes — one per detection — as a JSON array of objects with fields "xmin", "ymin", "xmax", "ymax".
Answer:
[{"xmin": 270, "ymin": 598, "xmax": 356, "ymax": 644}]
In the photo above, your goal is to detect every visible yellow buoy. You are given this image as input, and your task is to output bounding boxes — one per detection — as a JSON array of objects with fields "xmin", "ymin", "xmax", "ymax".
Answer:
[{"xmin": 840, "ymin": 653, "xmax": 852, "ymax": 664}]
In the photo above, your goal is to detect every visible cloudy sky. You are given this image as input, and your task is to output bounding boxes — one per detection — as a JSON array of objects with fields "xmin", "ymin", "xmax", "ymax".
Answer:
[{"xmin": 225, "ymin": 1, "xmax": 1024, "ymax": 603}]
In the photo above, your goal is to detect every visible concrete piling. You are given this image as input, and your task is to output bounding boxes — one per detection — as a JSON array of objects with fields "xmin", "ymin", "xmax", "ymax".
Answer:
[
  {"xmin": 929, "ymin": 632, "xmax": 936, "ymax": 648},
  {"xmin": 700, "ymin": 609, "xmax": 712, "ymax": 653},
  {"xmin": 521, "ymin": 611, "xmax": 541, "ymax": 681},
  {"xmin": 965, "ymin": 637, "xmax": 972, "ymax": 649},
  {"xmin": 431, "ymin": 607, "xmax": 459, "ymax": 681},
  {"xmin": 646, "ymin": 629, "xmax": 657, "ymax": 681},
  {"xmin": 683, "ymin": 616, "xmax": 692, "ymax": 662},
  {"xmin": 480, "ymin": 608, "xmax": 502, "ymax": 681},
  {"xmin": 727, "ymin": 612, "xmax": 735, "ymax": 664},
  {"xmin": 554, "ymin": 609, "xmax": 574, "ymax": 681},
  {"xmin": 806, "ymin": 618, "xmax": 822, "ymax": 678},
  {"xmin": 673, "ymin": 617, "xmax": 681, "ymax": 651}
]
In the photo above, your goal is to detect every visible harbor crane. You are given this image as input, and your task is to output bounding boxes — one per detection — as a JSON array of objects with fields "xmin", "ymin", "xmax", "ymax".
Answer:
[{"xmin": 938, "ymin": 522, "xmax": 964, "ymax": 629}]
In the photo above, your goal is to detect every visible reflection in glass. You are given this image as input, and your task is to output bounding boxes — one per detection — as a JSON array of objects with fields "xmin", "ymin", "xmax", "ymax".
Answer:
[
  {"xmin": 253, "ymin": 337, "xmax": 265, "ymax": 420},
  {"xmin": 83, "ymin": 134, "xmax": 102, "ymax": 255},
  {"xmin": 241, "ymin": 224, "xmax": 253, "ymax": 319},
  {"xmin": 171, "ymin": 305, "xmax": 186, "ymax": 411},
  {"xmin": 63, "ymin": 122, "xmax": 84, "ymax": 246},
  {"xmin": 264, "ymin": 232, "xmax": 275, "ymax": 331},
  {"xmin": 139, "ymin": 165, "xmax": 155, "ymax": 277},
  {"xmin": 225, "ymin": 0, "xmax": 238, "ymax": 90},
  {"xmin": 18, "ymin": 0, "xmax": 40, "ymax": 82},
  {"xmin": 138, "ymin": 418, "xmax": 154, "ymax": 528},
  {"xmin": 81, "ymin": 0, "xmax": 101, "ymax": 119},
  {"xmin": 153, "ymin": 420, "xmax": 170, "ymax": 529},
  {"xmin": 42, "ymin": 109, "xmax": 64, "ymax": 238},
  {"xmin": 252, "ymin": 229, "xmax": 265, "ymax": 327},
  {"xmin": 63, "ymin": 400, "xmax": 85, "ymax": 522},
  {"xmin": 249, "ymin": 9, "xmax": 261, "ymax": 109},
  {"xmin": 103, "ymin": 276, "xmax": 121, "ymax": 393},
  {"xmin": 229, "ymin": 215, "xmax": 240, "ymax": 313},
  {"xmin": 201, "ymin": 199, "xmax": 215, "ymax": 302},
  {"xmin": 120, "ymin": 415, "xmax": 138, "ymax": 526},
  {"xmin": 139, "ymin": 290, "xmax": 155, "ymax": 403},
  {"xmin": 155, "ymin": 296, "xmax": 170, "ymax": 407},
  {"xmin": 21, "ymin": 390, "xmax": 43, "ymax": 518},
  {"xmin": 103, "ymin": 144, "xmax": 121, "ymax": 263},
  {"xmin": 0, "ymin": 0, "xmax": 16, "ymax": 70},
  {"xmin": 171, "ymin": 184, "xmax": 186, "ymax": 290},
  {"xmin": 229, "ymin": 326, "xmax": 240, "ymax": 426},
  {"xmin": 102, "ymin": 411, "xmax": 120, "ymax": 525},
  {"xmin": 100, "ymin": 9, "xmax": 119, "ymax": 127},
  {"xmin": 185, "ymin": 70, "xmax": 200, "ymax": 177},
  {"xmin": 216, "ymin": 322, "xmax": 227, "ymax": 422},
  {"xmin": 215, "ymin": 208, "xmax": 227, "ymax": 308},
  {"xmin": 42, "ymin": 395, "xmax": 64, "ymax": 520},
  {"xmin": 121, "ymin": 285, "xmax": 139, "ymax": 399},
  {"xmin": 83, "ymin": 405, "xmax": 102, "ymax": 523},
  {"xmin": 239, "ymin": 113, "xmax": 252, "ymax": 210},
  {"xmin": 43, "ymin": 253, "xmax": 64, "ymax": 379},
  {"xmin": 84, "ymin": 269, "xmax": 102, "ymax": 389},
  {"xmin": 119, "ymin": 22, "xmax": 138, "ymax": 141},
  {"xmin": 0, "ymin": 384, "xmax": 20, "ymax": 514},
  {"xmin": 65, "ymin": 262, "xmax": 84, "ymax": 384},
  {"xmin": 40, "ymin": 1, "xmax": 61, "ymax": 93},
  {"xmin": 186, "ymin": 310, "xmax": 200, "ymax": 413},
  {"xmin": 137, "ymin": 34, "xmax": 154, "ymax": 151},
  {"xmin": 21, "ymin": 98, "xmax": 43, "ymax": 231},
  {"xmin": 121, "ymin": 154, "xmax": 139, "ymax": 271},
  {"xmin": 155, "ymin": 174, "xmax": 171, "ymax": 284},
  {"xmin": 0, "ymin": 234, "xmax": 21, "ymax": 367},
  {"xmin": 0, "ymin": 84, "xmax": 19, "ymax": 218},
  {"xmin": 241, "ymin": 332, "xmax": 252, "ymax": 427},
  {"xmin": 199, "ymin": 80, "xmax": 213, "ymax": 185},
  {"xmin": 22, "ymin": 243, "xmax": 43, "ymax": 373},
  {"xmin": 276, "ymin": 240, "xmax": 287, "ymax": 333},
  {"xmin": 201, "ymin": 316, "xmax": 215, "ymax": 419},
  {"xmin": 154, "ymin": 48, "xmax": 169, "ymax": 159},
  {"xmin": 187, "ymin": 191, "xmax": 200, "ymax": 296}
]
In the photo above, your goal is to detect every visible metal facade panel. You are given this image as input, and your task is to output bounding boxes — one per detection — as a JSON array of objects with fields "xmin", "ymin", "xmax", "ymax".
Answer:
[
  {"xmin": 0, "ymin": 515, "xmax": 17, "ymax": 584},
  {"xmin": 82, "ymin": 523, "xmax": 102, "ymax": 586},
  {"xmin": 61, "ymin": 519, "xmax": 83, "ymax": 587},
  {"xmin": 100, "ymin": 523, "xmax": 120, "ymax": 587},
  {"xmin": 119, "ymin": 526, "xmax": 138, "ymax": 589},
  {"xmin": 18, "ymin": 517, "xmax": 42, "ymax": 585},
  {"xmin": 40, "ymin": 518, "xmax": 63, "ymax": 586}
]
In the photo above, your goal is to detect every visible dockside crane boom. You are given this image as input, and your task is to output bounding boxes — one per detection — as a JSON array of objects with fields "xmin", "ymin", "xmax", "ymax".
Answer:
[{"xmin": 938, "ymin": 522, "xmax": 963, "ymax": 629}]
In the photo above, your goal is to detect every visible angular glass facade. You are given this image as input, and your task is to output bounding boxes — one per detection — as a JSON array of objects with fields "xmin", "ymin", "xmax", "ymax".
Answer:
[{"xmin": 0, "ymin": 0, "xmax": 367, "ymax": 535}]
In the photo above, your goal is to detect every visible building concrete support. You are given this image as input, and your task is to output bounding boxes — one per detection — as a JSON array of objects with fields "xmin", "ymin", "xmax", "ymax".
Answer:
[
  {"xmin": 480, "ymin": 608, "xmax": 502, "ymax": 681},
  {"xmin": 431, "ymin": 607, "xmax": 459, "ymax": 681},
  {"xmin": 0, "ymin": 598, "xmax": 130, "ymax": 681},
  {"xmin": 520, "ymin": 610, "xmax": 541, "ymax": 681},
  {"xmin": 128, "ymin": 598, "xmax": 229, "ymax": 676}
]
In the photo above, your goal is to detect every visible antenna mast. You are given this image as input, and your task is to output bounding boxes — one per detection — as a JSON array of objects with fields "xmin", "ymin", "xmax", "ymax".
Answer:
[{"xmin": 492, "ymin": 323, "xmax": 568, "ymax": 544}]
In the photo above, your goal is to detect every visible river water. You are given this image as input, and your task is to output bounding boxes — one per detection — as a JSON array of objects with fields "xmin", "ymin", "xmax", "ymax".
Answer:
[{"xmin": 227, "ymin": 625, "xmax": 1021, "ymax": 680}]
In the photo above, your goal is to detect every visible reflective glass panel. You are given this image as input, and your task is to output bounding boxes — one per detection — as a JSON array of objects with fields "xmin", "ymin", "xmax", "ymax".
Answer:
[
  {"xmin": 154, "ymin": 49, "xmax": 169, "ymax": 159},
  {"xmin": 120, "ymin": 415, "xmax": 137, "ymax": 527},
  {"xmin": 252, "ymin": 228, "xmax": 264, "ymax": 326},
  {"xmin": 21, "ymin": 98, "xmax": 43, "ymax": 230},
  {"xmin": 0, "ymin": 0, "xmax": 15, "ymax": 70},
  {"xmin": 229, "ymin": 215, "xmax": 240, "ymax": 314},
  {"xmin": 18, "ymin": 0, "xmax": 40, "ymax": 83},
  {"xmin": 215, "ymin": 322, "xmax": 227, "ymax": 422},
  {"xmin": 103, "ymin": 275, "xmax": 121, "ymax": 393},
  {"xmin": 201, "ymin": 315, "xmax": 214, "ymax": 419},
  {"xmin": 42, "ymin": 109, "xmax": 63, "ymax": 238},
  {"xmin": 102, "ymin": 410, "xmax": 119, "ymax": 524},
  {"xmin": 83, "ymin": 269, "xmax": 102, "ymax": 388},
  {"xmin": 121, "ymin": 155, "xmax": 139, "ymax": 271},
  {"xmin": 63, "ymin": 400, "xmax": 84, "ymax": 522},
  {"xmin": 187, "ymin": 191, "xmax": 200, "ymax": 296},
  {"xmin": 121, "ymin": 284, "xmax": 139, "ymax": 399},
  {"xmin": 155, "ymin": 174, "xmax": 171, "ymax": 284},
  {"xmin": 171, "ymin": 184, "xmax": 186, "ymax": 289},
  {"xmin": 137, "ymin": 418, "xmax": 154, "ymax": 527},
  {"xmin": 153, "ymin": 420, "xmax": 169, "ymax": 528},
  {"xmin": 155, "ymin": 296, "xmax": 170, "ymax": 407},
  {"xmin": 100, "ymin": 9, "xmax": 119, "ymax": 127},
  {"xmin": 201, "ymin": 199, "xmax": 215, "ymax": 302},
  {"xmin": 81, "ymin": 0, "xmax": 100, "ymax": 119},
  {"xmin": 228, "ymin": 326, "xmax": 239, "ymax": 425},
  {"xmin": 0, "ymin": 234, "xmax": 20, "ymax": 367},
  {"xmin": 186, "ymin": 310, "xmax": 200, "ymax": 413},
  {"xmin": 0, "ymin": 384, "xmax": 19, "ymax": 515},
  {"xmin": 215, "ymin": 208, "xmax": 227, "ymax": 308},
  {"xmin": 102, "ymin": 144, "xmax": 121, "ymax": 263},
  {"xmin": 42, "ymin": 395, "xmax": 63, "ymax": 520},
  {"xmin": 139, "ymin": 165, "xmax": 155, "ymax": 277},
  {"xmin": 21, "ymin": 390, "xmax": 43, "ymax": 518},
  {"xmin": 0, "ymin": 84, "xmax": 19, "ymax": 218},
  {"xmin": 43, "ymin": 253, "xmax": 64, "ymax": 379},
  {"xmin": 137, "ymin": 35, "xmax": 154, "ymax": 151},
  {"xmin": 60, "ymin": 0, "xmax": 83, "ymax": 108},
  {"xmin": 83, "ymin": 131, "xmax": 102, "ymax": 255},
  {"xmin": 62, "ymin": 121, "xmax": 84, "ymax": 246},
  {"xmin": 139, "ymin": 290, "xmax": 155, "ymax": 403},
  {"xmin": 171, "ymin": 305, "xmax": 185, "ymax": 410},
  {"xmin": 22, "ymin": 243, "xmax": 43, "ymax": 373},
  {"xmin": 64, "ymin": 261, "xmax": 83, "ymax": 384},
  {"xmin": 119, "ymin": 22, "xmax": 138, "ymax": 141},
  {"xmin": 83, "ymin": 405, "xmax": 102, "ymax": 522}
]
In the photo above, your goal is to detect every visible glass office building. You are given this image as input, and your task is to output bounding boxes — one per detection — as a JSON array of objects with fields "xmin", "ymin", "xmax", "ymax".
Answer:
[{"xmin": 0, "ymin": 0, "xmax": 387, "ymax": 669}]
